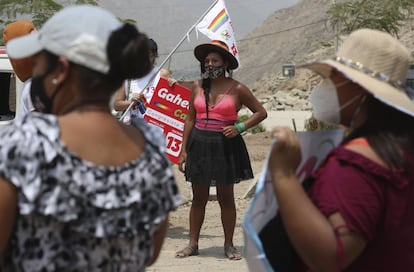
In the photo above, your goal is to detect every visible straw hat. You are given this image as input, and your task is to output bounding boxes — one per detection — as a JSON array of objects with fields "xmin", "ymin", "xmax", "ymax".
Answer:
[
  {"xmin": 300, "ymin": 28, "xmax": 414, "ymax": 116},
  {"xmin": 194, "ymin": 40, "xmax": 238, "ymax": 70}
]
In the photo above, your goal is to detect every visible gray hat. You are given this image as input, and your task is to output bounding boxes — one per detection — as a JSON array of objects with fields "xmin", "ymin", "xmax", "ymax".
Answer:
[{"xmin": 6, "ymin": 5, "xmax": 121, "ymax": 74}]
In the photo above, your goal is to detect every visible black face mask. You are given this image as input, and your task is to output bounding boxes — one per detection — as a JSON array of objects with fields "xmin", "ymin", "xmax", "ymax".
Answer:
[
  {"xmin": 202, "ymin": 66, "xmax": 225, "ymax": 79},
  {"xmin": 30, "ymin": 71, "xmax": 61, "ymax": 113}
]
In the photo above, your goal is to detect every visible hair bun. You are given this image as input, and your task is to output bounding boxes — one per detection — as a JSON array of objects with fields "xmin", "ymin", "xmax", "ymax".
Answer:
[{"xmin": 107, "ymin": 23, "xmax": 152, "ymax": 82}]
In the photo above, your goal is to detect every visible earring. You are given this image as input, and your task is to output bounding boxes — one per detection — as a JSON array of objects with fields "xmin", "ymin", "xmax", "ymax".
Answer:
[{"xmin": 52, "ymin": 79, "xmax": 58, "ymax": 85}]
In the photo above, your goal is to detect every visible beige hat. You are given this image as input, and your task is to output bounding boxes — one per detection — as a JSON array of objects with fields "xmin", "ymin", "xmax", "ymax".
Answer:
[{"xmin": 300, "ymin": 28, "xmax": 413, "ymax": 116}]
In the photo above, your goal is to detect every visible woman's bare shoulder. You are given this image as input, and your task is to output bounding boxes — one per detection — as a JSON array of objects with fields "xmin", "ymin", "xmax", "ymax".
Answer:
[
  {"xmin": 231, "ymin": 79, "xmax": 251, "ymax": 94},
  {"xmin": 179, "ymin": 80, "xmax": 200, "ymax": 91}
]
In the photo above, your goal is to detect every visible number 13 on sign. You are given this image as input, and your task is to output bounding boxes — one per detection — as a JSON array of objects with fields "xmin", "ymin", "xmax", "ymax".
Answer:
[{"xmin": 166, "ymin": 131, "xmax": 182, "ymax": 160}]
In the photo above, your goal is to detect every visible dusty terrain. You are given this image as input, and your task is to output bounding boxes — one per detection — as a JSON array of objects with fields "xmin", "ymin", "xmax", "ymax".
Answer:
[
  {"xmin": 148, "ymin": 131, "xmax": 274, "ymax": 272},
  {"xmin": 147, "ymin": 0, "xmax": 414, "ymax": 270}
]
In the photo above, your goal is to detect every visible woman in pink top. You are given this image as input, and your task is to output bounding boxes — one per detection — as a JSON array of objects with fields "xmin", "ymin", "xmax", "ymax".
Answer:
[
  {"xmin": 268, "ymin": 29, "xmax": 414, "ymax": 271},
  {"xmin": 176, "ymin": 40, "xmax": 267, "ymax": 260}
]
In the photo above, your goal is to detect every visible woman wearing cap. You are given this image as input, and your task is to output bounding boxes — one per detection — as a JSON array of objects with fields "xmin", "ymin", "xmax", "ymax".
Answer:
[
  {"xmin": 0, "ymin": 5, "xmax": 182, "ymax": 271},
  {"xmin": 268, "ymin": 29, "xmax": 414, "ymax": 271},
  {"xmin": 176, "ymin": 40, "xmax": 267, "ymax": 260}
]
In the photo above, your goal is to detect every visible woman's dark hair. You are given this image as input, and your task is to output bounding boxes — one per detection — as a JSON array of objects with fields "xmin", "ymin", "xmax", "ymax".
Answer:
[
  {"xmin": 344, "ymin": 96, "xmax": 414, "ymax": 172},
  {"xmin": 106, "ymin": 23, "xmax": 152, "ymax": 89},
  {"xmin": 200, "ymin": 63, "xmax": 212, "ymax": 120},
  {"xmin": 199, "ymin": 49, "xmax": 232, "ymax": 120},
  {"xmin": 43, "ymin": 51, "xmax": 59, "ymax": 73}
]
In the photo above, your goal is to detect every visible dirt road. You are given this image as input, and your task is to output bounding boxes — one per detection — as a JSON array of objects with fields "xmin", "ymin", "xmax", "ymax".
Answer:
[{"xmin": 148, "ymin": 131, "xmax": 274, "ymax": 272}]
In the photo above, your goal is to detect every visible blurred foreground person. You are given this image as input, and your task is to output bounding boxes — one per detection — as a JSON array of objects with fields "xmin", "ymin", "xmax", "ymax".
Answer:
[
  {"xmin": 269, "ymin": 29, "xmax": 414, "ymax": 271},
  {"xmin": 0, "ymin": 5, "xmax": 182, "ymax": 271},
  {"xmin": 3, "ymin": 20, "xmax": 37, "ymax": 115}
]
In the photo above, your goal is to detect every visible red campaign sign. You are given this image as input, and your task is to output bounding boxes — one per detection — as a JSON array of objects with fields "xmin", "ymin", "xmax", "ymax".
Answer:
[{"xmin": 144, "ymin": 77, "xmax": 191, "ymax": 164}]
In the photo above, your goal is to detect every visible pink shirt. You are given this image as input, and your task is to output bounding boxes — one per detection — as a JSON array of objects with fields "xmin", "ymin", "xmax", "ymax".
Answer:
[
  {"xmin": 306, "ymin": 145, "xmax": 414, "ymax": 271},
  {"xmin": 194, "ymin": 81, "xmax": 238, "ymax": 131}
]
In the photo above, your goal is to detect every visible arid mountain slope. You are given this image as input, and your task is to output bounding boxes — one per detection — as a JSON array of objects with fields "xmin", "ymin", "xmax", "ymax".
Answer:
[{"xmin": 234, "ymin": 0, "xmax": 414, "ymax": 101}]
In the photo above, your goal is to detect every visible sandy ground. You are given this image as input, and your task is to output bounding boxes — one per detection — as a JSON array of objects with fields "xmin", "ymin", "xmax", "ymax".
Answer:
[{"xmin": 148, "ymin": 131, "xmax": 275, "ymax": 272}]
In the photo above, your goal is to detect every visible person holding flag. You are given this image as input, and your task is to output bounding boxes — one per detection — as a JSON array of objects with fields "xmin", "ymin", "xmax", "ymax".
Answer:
[
  {"xmin": 113, "ymin": 38, "xmax": 171, "ymax": 124},
  {"xmin": 175, "ymin": 39, "xmax": 267, "ymax": 260}
]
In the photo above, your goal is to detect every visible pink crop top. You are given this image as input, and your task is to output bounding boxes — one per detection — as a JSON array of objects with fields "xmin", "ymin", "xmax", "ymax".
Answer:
[{"xmin": 194, "ymin": 81, "xmax": 238, "ymax": 131}]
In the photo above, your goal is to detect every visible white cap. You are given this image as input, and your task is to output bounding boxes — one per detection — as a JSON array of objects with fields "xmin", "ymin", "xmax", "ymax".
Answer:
[{"xmin": 6, "ymin": 5, "xmax": 121, "ymax": 74}]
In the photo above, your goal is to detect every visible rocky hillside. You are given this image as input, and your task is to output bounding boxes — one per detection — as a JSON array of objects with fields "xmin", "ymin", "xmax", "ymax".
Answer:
[{"xmin": 234, "ymin": 0, "xmax": 414, "ymax": 112}]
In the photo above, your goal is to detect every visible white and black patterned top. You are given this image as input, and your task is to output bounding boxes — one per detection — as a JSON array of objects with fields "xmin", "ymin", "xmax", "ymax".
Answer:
[{"xmin": 0, "ymin": 113, "xmax": 182, "ymax": 272}]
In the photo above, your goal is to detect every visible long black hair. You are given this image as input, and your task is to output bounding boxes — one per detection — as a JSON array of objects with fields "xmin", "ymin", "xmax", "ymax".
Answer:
[
  {"xmin": 199, "ymin": 49, "xmax": 232, "ymax": 120},
  {"xmin": 344, "ymin": 96, "xmax": 414, "ymax": 172}
]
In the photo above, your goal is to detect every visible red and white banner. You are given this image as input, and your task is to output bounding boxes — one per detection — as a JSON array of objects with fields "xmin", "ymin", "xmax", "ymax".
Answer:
[
  {"xmin": 196, "ymin": 0, "xmax": 240, "ymax": 66},
  {"xmin": 144, "ymin": 78, "xmax": 191, "ymax": 164}
]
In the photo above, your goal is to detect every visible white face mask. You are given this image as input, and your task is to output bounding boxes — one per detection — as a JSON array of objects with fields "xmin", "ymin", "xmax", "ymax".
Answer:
[{"xmin": 310, "ymin": 78, "xmax": 362, "ymax": 125}]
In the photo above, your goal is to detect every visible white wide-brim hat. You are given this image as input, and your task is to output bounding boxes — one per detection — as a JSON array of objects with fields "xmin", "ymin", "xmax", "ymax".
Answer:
[
  {"xmin": 299, "ymin": 28, "xmax": 413, "ymax": 116},
  {"xmin": 6, "ymin": 5, "xmax": 121, "ymax": 74}
]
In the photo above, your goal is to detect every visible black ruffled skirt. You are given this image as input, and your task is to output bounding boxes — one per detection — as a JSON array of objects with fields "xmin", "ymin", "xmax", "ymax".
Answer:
[{"xmin": 184, "ymin": 128, "xmax": 254, "ymax": 186}]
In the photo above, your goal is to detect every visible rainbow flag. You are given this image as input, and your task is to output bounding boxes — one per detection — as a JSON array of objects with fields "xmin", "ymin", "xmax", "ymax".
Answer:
[
  {"xmin": 196, "ymin": 0, "xmax": 240, "ymax": 66},
  {"xmin": 207, "ymin": 9, "xmax": 229, "ymax": 32}
]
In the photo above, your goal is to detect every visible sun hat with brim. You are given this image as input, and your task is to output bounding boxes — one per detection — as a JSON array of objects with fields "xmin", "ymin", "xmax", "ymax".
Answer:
[
  {"xmin": 6, "ymin": 5, "xmax": 121, "ymax": 74},
  {"xmin": 194, "ymin": 40, "xmax": 238, "ymax": 70},
  {"xmin": 299, "ymin": 28, "xmax": 414, "ymax": 117}
]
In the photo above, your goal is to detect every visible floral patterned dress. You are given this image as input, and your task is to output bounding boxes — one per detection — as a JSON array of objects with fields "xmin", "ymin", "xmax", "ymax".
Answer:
[{"xmin": 0, "ymin": 113, "xmax": 182, "ymax": 272}]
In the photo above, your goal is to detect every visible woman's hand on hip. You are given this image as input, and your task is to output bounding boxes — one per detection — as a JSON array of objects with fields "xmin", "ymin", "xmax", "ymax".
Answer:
[{"xmin": 222, "ymin": 125, "xmax": 239, "ymax": 138}]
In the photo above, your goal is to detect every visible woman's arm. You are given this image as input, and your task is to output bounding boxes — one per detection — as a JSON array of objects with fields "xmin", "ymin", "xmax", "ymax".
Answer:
[
  {"xmin": 178, "ymin": 81, "xmax": 197, "ymax": 173},
  {"xmin": 268, "ymin": 127, "xmax": 366, "ymax": 272},
  {"xmin": 236, "ymin": 82, "xmax": 267, "ymax": 129},
  {"xmin": 113, "ymin": 83, "xmax": 131, "ymax": 111},
  {"xmin": 147, "ymin": 216, "xmax": 169, "ymax": 266},
  {"xmin": 0, "ymin": 177, "xmax": 17, "ymax": 257}
]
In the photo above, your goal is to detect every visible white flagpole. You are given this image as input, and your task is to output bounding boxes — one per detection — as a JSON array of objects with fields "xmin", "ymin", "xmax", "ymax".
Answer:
[{"xmin": 119, "ymin": 0, "xmax": 220, "ymax": 122}]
